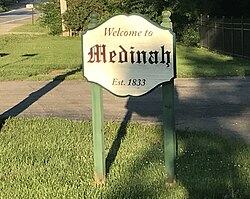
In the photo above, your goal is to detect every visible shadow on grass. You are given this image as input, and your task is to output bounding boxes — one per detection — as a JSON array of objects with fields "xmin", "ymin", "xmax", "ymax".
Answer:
[
  {"xmin": 105, "ymin": 144, "xmax": 167, "ymax": 199},
  {"xmin": 105, "ymin": 89, "xmax": 163, "ymax": 176},
  {"xmin": 177, "ymin": 45, "xmax": 250, "ymax": 77},
  {"xmin": 0, "ymin": 53, "xmax": 9, "ymax": 57},
  {"xmin": 103, "ymin": 71, "xmax": 249, "ymax": 198},
  {"xmin": 176, "ymin": 130, "xmax": 249, "ymax": 198},
  {"xmin": 0, "ymin": 66, "xmax": 81, "ymax": 130},
  {"xmin": 104, "ymin": 129, "xmax": 249, "ymax": 198},
  {"xmin": 0, "ymin": 53, "xmax": 38, "ymax": 68},
  {"xmin": 22, "ymin": 53, "xmax": 38, "ymax": 57},
  {"xmin": 106, "ymin": 110, "xmax": 132, "ymax": 175}
]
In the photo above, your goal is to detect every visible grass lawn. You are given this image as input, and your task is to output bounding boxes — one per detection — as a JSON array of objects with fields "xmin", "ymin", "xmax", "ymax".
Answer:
[
  {"xmin": 1, "ymin": 25, "xmax": 250, "ymax": 198},
  {"xmin": 0, "ymin": 117, "xmax": 249, "ymax": 199},
  {"xmin": 0, "ymin": 34, "xmax": 82, "ymax": 80},
  {"xmin": 1, "ymin": 34, "xmax": 250, "ymax": 80},
  {"xmin": 11, "ymin": 23, "xmax": 49, "ymax": 34},
  {"xmin": 177, "ymin": 45, "xmax": 250, "ymax": 78}
]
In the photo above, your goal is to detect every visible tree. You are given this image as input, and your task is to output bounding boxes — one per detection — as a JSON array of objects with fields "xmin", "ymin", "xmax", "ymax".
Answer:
[
  {"xmin": 0, "ymin": 0, "xmax": 6, "ymax": 12},
  {"xmin": 38, "ymin": 0, "xmax": 250, "ymax": 38},
  {"xmin": 63, "ymin": 0, "xmax": 106, "ymax": 32},
  {"xmin": 37, "ymin": 0, "xmax": 62, "ymax": 35},
  {"xmin": 62, "ymin": 0, "xmax": 168, "ymax": 32}
]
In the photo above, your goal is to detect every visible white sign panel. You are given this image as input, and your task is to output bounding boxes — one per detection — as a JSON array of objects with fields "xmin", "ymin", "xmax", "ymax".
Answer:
[
  {"xmin": 26, "ymin": 4, "xmax": 34, "ymax": 9},
  {"xmin": 83, "ymin": 14, "xmax": 175, "ymax": 97}
]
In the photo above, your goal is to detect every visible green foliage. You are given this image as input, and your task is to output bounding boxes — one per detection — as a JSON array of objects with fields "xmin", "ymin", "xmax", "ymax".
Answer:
[
  {"xmin": 36, "ymin": 0, "xmax": 62, "ymax": 35},
  {"xmin": 105, "ymin": 0, "xmax": 168, "ymax": 23},
  {"xmin": 0, "ymin": 6, "xmax": 5, "ymax": 12},
  {"xmin": 0, "ymin": 0, "xmax": 6, "ymax": 12},
  {"xmin": 63, "ymin": 0, "xmax": 167, "ymax": 32},
  {"xmin": 181, "ymin": 25, "xmax": 200, "ymax": 47},
  {"xmin": 63, "ymin": 0, "xmax": 106, "ymax": 32},
  {"xmin": 38, "ymin": 0, "xmax": 168, "ymax": 34},
  {"xmin": 35, "ymin": 0, "xmax": 202, "ymax": 44}
]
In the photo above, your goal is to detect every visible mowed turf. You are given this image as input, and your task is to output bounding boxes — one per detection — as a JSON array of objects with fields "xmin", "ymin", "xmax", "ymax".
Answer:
[
  {"xmin": 0, "ymin": 35, "xmax": 82, "ymax": 80},
  {"xmin": 0, "ymin": 118, "xmax": 249, "ymax": 198},
  {"xmin": 1, "ymin": 34, "xmax": 250, "ymax": 80}
]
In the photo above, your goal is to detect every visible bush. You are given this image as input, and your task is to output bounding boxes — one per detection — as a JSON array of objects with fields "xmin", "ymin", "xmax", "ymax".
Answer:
[
  {"xmin": 181, "ymin": 25, "xmax": 200, "ymax": 47},
  {"xmin": 37, "ymin": 0, "xmax": 62, "ymax": 35},
  {"xmin": 0, "ymin": 0, "xmax": 6, "ymax": 12},
  {"xmin": 0, "ymin": 6, "xmax": 6, "ymax": 12},
  {"xmin": 63, "ymin": 0, "xmax": 167, "ymax": 33},
  {"xmin": 38, "ymin": 0, "xmax": 168, "ymax": 35},
  {"xmin": 105, "ymin": 0, "xmax": 167, "ymax": 23},
  {"xmin": 63, "ymin": 0, "xmax": 105, "ymax": 32}
]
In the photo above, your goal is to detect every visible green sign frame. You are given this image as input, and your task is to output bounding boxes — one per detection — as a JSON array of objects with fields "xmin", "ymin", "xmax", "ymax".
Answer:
[{"xmin": 82, "ymin": 11, "xmax": 176, "ymax": 184}]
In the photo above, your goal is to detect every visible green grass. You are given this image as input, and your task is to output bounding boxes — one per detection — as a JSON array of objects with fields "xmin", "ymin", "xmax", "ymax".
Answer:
[
  {"xmin": 177, "ymin": 45, "xmax": 250, "ymax": 78},
  {"xmin": 0, "ymin": 35, "xmax": 82, "ymax": 80},
  {"xmin": 11, "ymin": 23, "xmax": 49, "ymax": 34},
  {"xmin": 0, "ymin": 117, "xmax": 249, "ymax": 198},
  {"xmin": 1, "ymin": 34, "xmax": 250, "ymax": 80}
]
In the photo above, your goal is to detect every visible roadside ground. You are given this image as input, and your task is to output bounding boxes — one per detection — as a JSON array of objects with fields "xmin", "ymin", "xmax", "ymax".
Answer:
[
  {"xmin": 1, "ymin": 78, "xmax": 249, "ymax": 143},
  {"xmin": 0, "ymin": 1, "xmax": 249, "ymax": 144},
  {"xmin": 0, "ymin": 17, "xmax": 33, "ymax": 34},
  {"xmin": 0, "ymin": 0, "xmax": 40, "ymax": 34}
]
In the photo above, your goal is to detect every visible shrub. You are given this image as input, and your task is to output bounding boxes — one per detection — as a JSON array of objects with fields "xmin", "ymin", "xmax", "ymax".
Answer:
[
  {"xmin": 37, "ymin": 0, "xmax": 62, "ymax": 35},
  {"xmin": 63, "ymin": 0, "xmax": 105, "ymax": 32},
  {"xmin": 181, "ymin": 25, "xmax": 200, "ymax": 47},
  {"xmin": 105, "ymin": 0, "xmax": 167, "ymax": 23},
  {"xmin": 38, "ymin": 0, "xmax": 167, "ymax": 35},
  {"xmin": 0, "ymin": 0, "xmax": 6, "ymax": 12},
  {"xmin": 0, "ymin": 6, "xmax": 6, "ymax": 12}
]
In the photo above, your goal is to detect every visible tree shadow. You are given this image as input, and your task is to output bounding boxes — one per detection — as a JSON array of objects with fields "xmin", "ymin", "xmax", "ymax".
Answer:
[
  {"xmin": 0, "ymin": 53, "xmax": 9, "ymax": 57},
  {"xmin": 177, "ymin": 45, "xmax": 250, "ymax": 77},
  {"xmin": 104, "ymin": 128, "xmax": 249, "ymax": 198},
  {"xmin": 0, "ymin": 53, "xmax": 38, "ymax": 68},
  {"xmin": 103, "ymin": 53, "xmax": 249, "ymax": 197},
  {"xmin": 0, "ymin": 66, "xmax": 81, "ymax": 130},
  {"xmin": 103, "ymin": 79, "xmax": 249, "ymax": 196},
  {"xmin": 176, "ymin": 130, "xmax": 249, "ymax": 198}
]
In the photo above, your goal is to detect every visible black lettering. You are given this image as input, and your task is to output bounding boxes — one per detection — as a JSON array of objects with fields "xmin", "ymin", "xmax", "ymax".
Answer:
[
  {"xmin": 160, "ymin": 45, "xmax": 171, "ymax": 66},
  {"xmin": 130, "ymin": 47, "xmax": 135, "ymax": 64},
  {"xmin": 136, "ymin": 50, "xmax": 147, "ymax": 64},
  {"xmin": 148, "ymin": 50, "xmax": 159, "ymax": 64},
  {"xmin": 118, "ymin": 45, "xmax": 128, "ymax": 63}
]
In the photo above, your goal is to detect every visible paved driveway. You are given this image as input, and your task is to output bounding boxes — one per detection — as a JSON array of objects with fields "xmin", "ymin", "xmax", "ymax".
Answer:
[{"xmin": 0, "ymin": 78, "xmax": 249, "ymax": 143}]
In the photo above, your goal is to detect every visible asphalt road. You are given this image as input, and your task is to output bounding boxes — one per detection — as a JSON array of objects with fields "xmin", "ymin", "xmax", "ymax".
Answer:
[
  {"xmin": 0, "ymin": 8, "xmax": 35, "ymax": 25},
  {"xmin": 0, "ymin": 0, "xmax": 46, "ymax": 26},
  {"xmin": 0, "ymin": 78, "xmax": 249, "ymax": 143}
]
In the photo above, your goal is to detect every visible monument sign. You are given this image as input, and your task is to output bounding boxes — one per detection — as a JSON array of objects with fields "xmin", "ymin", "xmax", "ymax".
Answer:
[
  {"xmin": 82, "ymin": 12, "xmax": 176, "ymax": 184},
  {"xmin": 83, "ymin": 14, "xmax": 175, "ymax": 96}
]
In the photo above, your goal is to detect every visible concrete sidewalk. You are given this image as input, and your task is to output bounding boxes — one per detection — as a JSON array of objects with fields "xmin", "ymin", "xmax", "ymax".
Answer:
[{"xmin": 0, "ymin": 78, "xmax": 249, "ymax": 143}]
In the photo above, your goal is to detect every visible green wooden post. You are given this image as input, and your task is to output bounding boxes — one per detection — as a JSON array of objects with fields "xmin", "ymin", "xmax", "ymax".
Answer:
[
  {"xmin": 88, "ymin": 13, "xmax": 105, "ymax": 184},
  {"xmin": 161, "ymin": 11, "xmax": 176, "ymax": 183}
]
